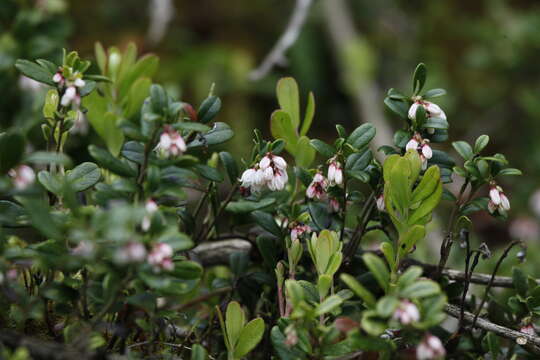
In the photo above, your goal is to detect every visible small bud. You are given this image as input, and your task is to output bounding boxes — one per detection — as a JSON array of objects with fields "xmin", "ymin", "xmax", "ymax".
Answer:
[{"xmin": 376, "ymin": 194, "xmax": 385, "ymax": 212}]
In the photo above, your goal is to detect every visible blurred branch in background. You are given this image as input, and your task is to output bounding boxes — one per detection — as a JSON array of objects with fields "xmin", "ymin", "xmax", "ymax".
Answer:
[
  {"xmin": 322, "ymin": 0, "xmax": 393, "ymax": 160},
  {"xmin": 249, "ymin": 0, "xmax": 313, "ymax": 81},
  {"xmin": 146, "ymin": 0, "xmax": 176, "ymax": 46}
]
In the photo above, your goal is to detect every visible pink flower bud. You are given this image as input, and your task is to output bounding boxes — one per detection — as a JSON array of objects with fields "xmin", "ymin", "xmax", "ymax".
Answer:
[{"xmin": 376, "ymin": 194, "xmax": 386, "ymax": 212}]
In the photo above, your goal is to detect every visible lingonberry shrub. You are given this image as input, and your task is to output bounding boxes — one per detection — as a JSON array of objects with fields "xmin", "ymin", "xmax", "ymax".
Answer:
[{"xmin": 0, "ymin": 46, "xmax": 533, "ymax": 360}]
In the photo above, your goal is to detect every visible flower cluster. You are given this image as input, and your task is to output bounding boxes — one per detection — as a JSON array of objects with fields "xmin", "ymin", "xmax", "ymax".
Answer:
[
  {"xmin": 290, "ymin": 223, "xmax": 311, "ymax": 241},
  {"xmin": 156, "ymin": 125, "xmax": 187, "ymax": 158},
  {"xmin": 327, "ymin": 158, "xmax": 343, "ymax": 186},
  {"xmin": 147, "ymin": 243, "xmax": 174, "ymax": 272},
  {"xmin": 392, "ymin": 299, "xmax": 420, "ymax": 325},
  {"xmin": 306, "ymin": 173, "xmax": 328, "ymax": 199},
  {"xmin": 416, "ymin": 333, "xmax": 446, "ymax": 360},
  {"xmin": 8, "ymin": 165, "xmax": 35, "ymax": 190},
  {"xmin": 240, "ymin": 153, "xmax": 288, "ymax": 193},
  {"xmin": 53, "ymin": 68, "xmax": 86, "ymax": 108},
  {"xmin": 488, "ymin": 182, "xmax": 511, "ymax": 214},
  {"xmin": 406, "ymin": 133, "xmax": 433, "ymax": 168},
  {"xmin": 408, "ymin": 100, "xmax": 447, "ymax": 134}
]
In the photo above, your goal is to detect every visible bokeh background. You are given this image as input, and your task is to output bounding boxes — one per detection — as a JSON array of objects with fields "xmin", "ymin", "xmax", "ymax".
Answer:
[{"xmin": 1, "ymin": 0, "xmax": 540, "ymax": 275}]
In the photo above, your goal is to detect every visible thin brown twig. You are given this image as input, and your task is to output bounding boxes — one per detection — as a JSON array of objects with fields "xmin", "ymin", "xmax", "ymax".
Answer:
[{"xmin": 472, "ymin": 240, "xmax": 522, "ymax": 328}]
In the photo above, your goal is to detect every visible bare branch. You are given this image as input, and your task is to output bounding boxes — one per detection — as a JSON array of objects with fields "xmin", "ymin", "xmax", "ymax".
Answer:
[
  {"xmin": 249, "ymin": 0, "xmax": 313, "ymax": 81},
  {"xmin": 190, "ymin": 239, "xmax": 252, "ymax": 266},
  {"xmin": 445, "ymin": 304, "xmax": 540, "ymax": 354}
]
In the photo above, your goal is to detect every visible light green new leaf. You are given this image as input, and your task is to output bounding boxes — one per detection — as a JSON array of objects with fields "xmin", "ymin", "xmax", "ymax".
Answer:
[
  {"xmin": 191, "ymin": 344, "xmax": 208, "ymax": 360},
  {"xmin": 376, "ymin": 296, "xmax": 399, "ymax": 317},
  {"xmin": 340, "ymin": 274, "xmax": 376, "ymax": 308},
  {"xmin": 380, "ymin": 242, "xmax": 395, "ymax": 271},
  {"xmin": 315, "ymin": 295, "xmax": 343, "ymax": 316},
  {"xmin": 226, "ymin": 301, "xmax": 245, "ymax": 348},
  {"xmin": 300, "ymin": 91, "xmax": 315, "ymax": 136},
  {"xmin": 382, "ymin": 154, "xmax": 400, "ymax": 182},
  {"xmin": 276, "ymin": 77, "xmax": 300, "ymax": 128},
  {"xmin": 270, "ymin": 110, "xmax": 298, "ymax": 153},
  {"xmin": 397, "ymin": 266, "xmax": 423, "ymax": 290},
  {"xmin": 401, "ymin": 280, "xmax": 441, "ymax": 298},
  {"xmin": 398, "ymin": 225, "xmax": 425, "ymax": 259},
  {"xmin": 318, "ymin": 274, "xmax": 333, "ymax": 299},
  {"xmin": 408, "ymin": 181, "xmax": 442, "ymax": 225},
  {"xmin": 234, "ymin": 318, "xmax": 265, "ymax": 359},
  {"xmin": 362, "ymin": 253, "xmax": 390, "ymax": 292},
  {"xmin": 411, "ymin": 165, "xmax": 440, "ymax": 205},
  {"xmin": 295, "ymin": 136, "xmax": 315, "ymax": 168},
  {"xmin": 389, "ymin": 157, "xmax": 411, "ymax": 215},
  {"xmin": 86, "ymin": 92, "xmax": 125, "ymax": 155}
]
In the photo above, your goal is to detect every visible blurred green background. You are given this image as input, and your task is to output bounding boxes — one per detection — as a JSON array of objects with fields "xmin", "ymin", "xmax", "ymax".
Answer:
[{"xmin": 1, "ymin": 0, "xmax": 540, "ymax": 274}]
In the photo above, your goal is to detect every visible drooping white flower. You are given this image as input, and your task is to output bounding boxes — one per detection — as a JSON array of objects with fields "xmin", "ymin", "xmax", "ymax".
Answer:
[
  {"xmin": 376, "ymin": 194, "xmax": 386, "ymax": 212},
  {"xmin": 115, "ymin": 241, "xmax": 147, "ymax": 264},
  {"xmin": 306, "ymin": 173, "xmax": 328, "ymax": 199},
  {"xmin": 74, "ymin": 78, "xmax": 86, "ymax": 88},
  {"xmin": 156, "ymin": 126, "xmax": 187, "ymax": 158},
  {"xmin": 408, "ymin": 100, "xmax": 447, "ymax": 134},
  {"xmin": 239, "ymin": 166, "xmax": 266, "ymax": 194},
  {"xmin": 142, "ymin": 199, "xmax": 159, "ymax": 232},
  {"xmin": 8, "ymin": 165, "xmax": 35, "ymax": 190},
  {"xmin": 267, "ymin": 168, "xmax": 288, "ymax": 191},
  {"xmin": 328, "ymin": 159, "xmax": 343, "ymax": 186},
  {"xmin": 488, "ymin": 183, "xmax": 510, "ymax": 214},
  {"xmin": 392, "ymin": 299, "xmax": 420, "ymax": 325},
  {"xmin": 406, "ymin": 133, "xmax": 433, "ymax": 169},
  {"xmin": 60, "ymin": 86, "xmax": 80, "ymax": 107},
  {"xmin": 416, "ymin": 333, "xmax": 446, "ymax": 360},
  {"xmin": 406, "ymin": 138, "xmax": 419, "ymax": 152},
  {"xmin": 147, "ymin": 243, "xmax": 174, "ymax": 272},
  {"xmin": 241, "ymin": 153, "xmax": 289, "ymax": 192}
]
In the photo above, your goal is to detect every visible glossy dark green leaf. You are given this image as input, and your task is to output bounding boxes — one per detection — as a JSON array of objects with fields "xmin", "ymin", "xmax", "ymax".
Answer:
[
  {"xmin": 198, "ymin": 96, "xmax": 222, "ymax": 123},
  {"xmin": 219, "ymin": 151, "xmax": 238, "ymax": 183},
  {"xmin": 37, "ymin": 171, "xmax": 63, "ymax": 194},
  {"xmin": 308, "ymin": 202, "xmax": 331, "ymax": 231},
  {"xmin": 251, "ymin": 211, "xmax": 282, "ymax": 237},
  {"xmin": 423, "ymin": 88, "xmax": 447, "ymax": 98},
  {"xmin": 347, "ymin": 123, "xmax": 376, "ymax": 150},
  {"xmin": 192, "ymin": 164, "xmax": 223, "ymax": 182},
  {"xmin": 474, "ymin": 135, "xmax": 489, "ymax": 154},
  {"xmin": 226, "ymin": 198, "xmax": 276, "ymax": 213},
  {"xmin": 412, "ymin": 62, "xmax": 427, "ymax": 94},
  {"xmin": 188, "ymin": 122, "xmax": 234, "ymax": 148},
  {"xmin": 89, "ymin": 145, "xmax": 137, "ymax": 177},
  {"xmin": 121, "ymin": 141, "xmax": 145, "ymax": 165},
  {"xmin": 309, "ymin": 139, "xmax": 335, "ymax": 157},
  {"xmin": 25, "ymin": 152, "xmax": 72, "ymax": 167},
  {"xmin": 15, "ymin": 59, "xmax": 55, "ymax": 86},
  {"xmin": 66, "ymin": 162, "xmax": 101, "ymax": 192},
  {"xmin": 452, "ymin": 141, "xmax": 474, "ymax": 160}
]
